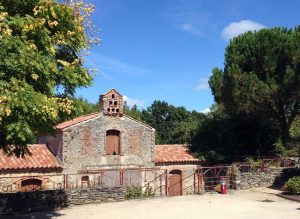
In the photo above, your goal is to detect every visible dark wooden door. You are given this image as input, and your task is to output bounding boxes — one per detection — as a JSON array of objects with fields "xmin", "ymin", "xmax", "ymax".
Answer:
[
  {"xmin": 106, "ymin": 130, "xmax": 120, "ymax": 155},
  {"xmin": 168, "ymin": 170, "xmax": 182, "ymax": 196}
]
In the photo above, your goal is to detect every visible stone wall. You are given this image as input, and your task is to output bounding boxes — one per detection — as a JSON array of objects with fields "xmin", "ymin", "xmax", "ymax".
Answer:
[
  {"xmin": 0, "ymin": 186, "xmax": 125, "ymax": 215},
  {"xmin": 236, "ymin": 168, "xmax": 282, "ymax": 190},
  {"xmin": 46, "ymin": 115, "xmax": 156, "ymax": 174},
  {"xmin": 0, "ymin": 172, "xmax": 64, "ymax": 193}
]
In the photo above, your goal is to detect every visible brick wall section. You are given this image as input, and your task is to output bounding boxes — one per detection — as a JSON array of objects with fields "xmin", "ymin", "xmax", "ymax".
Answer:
[
  {"xmin": 61, "ymin": 115, "xmax": 155, "ymax": 173},
  {"xmin": 0, "ymin": 187, "xmax": 125, "ymax": 214}
]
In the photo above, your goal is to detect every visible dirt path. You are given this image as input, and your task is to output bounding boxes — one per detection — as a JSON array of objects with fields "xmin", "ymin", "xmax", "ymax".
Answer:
[{"xmin": 8, "ymin": 189, "xmax": 300, "ymax": 219}]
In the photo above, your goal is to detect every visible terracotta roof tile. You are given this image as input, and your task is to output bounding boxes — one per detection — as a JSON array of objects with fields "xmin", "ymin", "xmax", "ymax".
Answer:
[
  {"xmin": 154, "ymin": 144, "xmax": 200, "ymax": 164},
  {"xmin": 55, "ymin": 112, "xmax": 101, "ymax": 130},
  {"xmin": 0, "ymin": 144, "xmax": 62, "ymax": 172}
]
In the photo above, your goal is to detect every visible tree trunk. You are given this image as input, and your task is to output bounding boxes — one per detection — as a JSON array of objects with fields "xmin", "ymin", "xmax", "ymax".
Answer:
[{"xmin": 280, "ymin": 120, "xmax": 291, "ymax": 148}]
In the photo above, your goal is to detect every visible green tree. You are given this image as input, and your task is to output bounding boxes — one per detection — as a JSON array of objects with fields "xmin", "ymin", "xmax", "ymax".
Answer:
[
  {"xmin": 0, "ymin": 0, "xmax": 97, "ymax": 156},
  {"xmin": 190, "ymin": 104, "xmax": 279, "ymax": 164},
  {"xmin": 210, "ymin": 27, "xmax": 300, "ymax": 147},
  {"xmin": 142, "ymin": 100, "xmax": 204, "ymax": 144},
  {"xmin": 124, "ymin": 104, "xmax": 144, "ymax": 122},
  {"xmin": 58, "ymin": 97, "xmax": 98, "ymax": 123}
]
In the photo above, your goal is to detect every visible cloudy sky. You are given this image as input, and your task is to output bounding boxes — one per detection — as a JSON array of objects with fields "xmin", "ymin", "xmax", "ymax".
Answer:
[{"xmin": 77, "ymin": 0, "xmax": 300, "ymax": 112}]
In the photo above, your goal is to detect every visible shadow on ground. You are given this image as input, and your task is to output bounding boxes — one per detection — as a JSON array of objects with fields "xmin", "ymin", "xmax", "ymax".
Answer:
[
  {"xmin": 3, "ymin": 211, "xmax": 64, "ymax": 219},
  {"xmin": 257, "ymin": 199, "xmax": 275, "ymax": 202},
  {"xmin": 0, "ymin": 190, "xmax": 68, "ymax": 217}
]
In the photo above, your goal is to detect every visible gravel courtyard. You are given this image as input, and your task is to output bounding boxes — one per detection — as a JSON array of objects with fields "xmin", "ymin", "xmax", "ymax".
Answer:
[{"xmin": 8, "ymin": 188, "xmax": 300, "ymax": 219}]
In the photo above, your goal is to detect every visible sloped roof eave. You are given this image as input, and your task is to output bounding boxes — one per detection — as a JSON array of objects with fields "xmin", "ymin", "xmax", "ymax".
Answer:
[
  {"xmin": 55, "ymin": 113, "xmax": 102, "ymax": 131},
  {"xmin": 0, "ymin": 144, "xmax": 62, "ymax": 172},
  {"xmin": 154, "ymin": 144, "xmax": 200, "ymax": 164},
  {"xmin": 123, "ymin": 115, "xmax": 155, "ymax": 131}
]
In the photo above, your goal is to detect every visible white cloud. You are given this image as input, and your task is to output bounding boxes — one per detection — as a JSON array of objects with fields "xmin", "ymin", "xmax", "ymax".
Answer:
[
  {"xmin": 123, "ymin": 96, "xmax": 145, "ymax": 108},
  {"xmin": 200, "ymin": 107, "xmax": 210, "ymax": 114},
  {"xmin": 194, "ymin": 78, "xmax": 209, "ymax": 91},
  {"xmin": 179, "ymin": 23, "xmax": 202, "ymax": 36},
  {"xmin": 222, "ymin": 20, "xmax": 265, "ymax": 41}
]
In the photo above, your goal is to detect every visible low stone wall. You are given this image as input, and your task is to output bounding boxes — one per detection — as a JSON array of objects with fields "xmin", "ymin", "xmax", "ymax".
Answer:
[
  {"xmin": 0, "ymin": 186, "xmax": 125, "ymax": 215},
  {"xmin": 236, "ymin": 168, "xmax": 282, "ymax": 190}
]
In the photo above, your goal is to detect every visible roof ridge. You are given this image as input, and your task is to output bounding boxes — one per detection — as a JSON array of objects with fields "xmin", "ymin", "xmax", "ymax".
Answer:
[
  {"xmin": 101, "ymin": 88, "xmax": 122, "ymax": 97},
  {"xmin": 55, "ymin": 112, "xmax": 101, "ymax": 130},
  {"xmin": 123, "ymin": 115, "xmax": 155, "ymax": 130}
]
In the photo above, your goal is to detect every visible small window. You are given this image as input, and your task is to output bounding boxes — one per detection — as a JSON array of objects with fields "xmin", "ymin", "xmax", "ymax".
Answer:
[
  {"xmin": 112, "ymin": 108, "xmax": 115, "ymax": 112},
  {"xmin": 114, "ymin": 101, "xmax": 118, "ymax": 106},
  {"xmin": 81, "ymin": 176, "xmax": 90, "ymax": 188},
  {"xmin": 109, "ymin": 101, "xmax": 113, "ymax": 105},
  {"xmin": 116, "ymin": 109, "xmax": 119, "ymax": 113},
  {"xmin": 107, "ymin": 108, "xmax": 110, "ymax": 112},
  {"xmin": 112, "ymin": 94, "xmax": 115, "ymax": 98},
  {"xmin": 106, "ymin": 129, "xmax": 120, "ymax": 155}
]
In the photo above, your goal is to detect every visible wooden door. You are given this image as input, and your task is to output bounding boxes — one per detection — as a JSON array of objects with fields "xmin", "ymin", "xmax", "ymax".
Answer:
[
  {"xmin": 106, "ymin": 130, "xmax": 120, "ymax": 155},
  {"xmin": 168, "ymin": 170, "xmax": 182, "ymax": 196}
]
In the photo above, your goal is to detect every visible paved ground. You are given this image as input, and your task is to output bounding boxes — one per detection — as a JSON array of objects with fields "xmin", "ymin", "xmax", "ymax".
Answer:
[{"xmin": 7, "ymin": 189, "xmax": 300, "ymax": 219}]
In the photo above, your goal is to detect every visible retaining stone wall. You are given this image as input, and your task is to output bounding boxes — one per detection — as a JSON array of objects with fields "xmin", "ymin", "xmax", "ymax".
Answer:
[
  {"xmin": 0, "ymin": 186, "xmax": 125, "ymax": 215},
  {"xmin": 236, "ymin": 168, "xmax": 282, "ymax": 190}
]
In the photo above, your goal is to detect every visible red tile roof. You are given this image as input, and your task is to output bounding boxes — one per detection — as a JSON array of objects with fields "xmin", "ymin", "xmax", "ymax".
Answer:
[
  {"xmin": 154, "ymin": 144, "xmax": 200, "ymax": 164},
  {"xmin": 0, "ymin": 144, "xmax": 62, "ymax": 172},
  {"xmin": 55, "ymin": 112, "xmax": 101, "ymax": 130}
]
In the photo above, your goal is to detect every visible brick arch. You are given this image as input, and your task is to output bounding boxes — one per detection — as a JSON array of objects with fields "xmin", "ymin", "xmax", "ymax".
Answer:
[
  {"xmin": 20, "ymin": 178, "xmax": 42, "ymax": 192},
  {"xmin": 105, "ymin": 129, "xmax": 121, "ymax": 155},
  {"xmin": 81, "ymin": 176, "xmax": 90, "ymax": 188}
]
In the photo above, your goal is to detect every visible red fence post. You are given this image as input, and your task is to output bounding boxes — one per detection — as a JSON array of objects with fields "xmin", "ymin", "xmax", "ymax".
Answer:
[
  {"xmin": 160, "ymin": 174, "xmax": 162, "ymax": 196},
  {"xmin": 165, "ymin": 169, "xmax": 168, "ymax": 196},
  {"xmin": 197, "ymin": 167, "xmax": 200, "ymax": 193},
  {"xmin": 194, "ymin": 173, "xmax": 196, "ymax": 194}
]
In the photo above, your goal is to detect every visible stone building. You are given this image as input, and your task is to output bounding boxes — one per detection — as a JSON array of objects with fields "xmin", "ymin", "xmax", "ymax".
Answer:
[
  {"xmin": 0, "ymin": 89, "xmax": 200, "ymax": 195},
  {"xmin": 154, "ymin": 144, "xmax": 201, "ymax": 195},
  {"xmin": 38, "ymin": 89, "xmax": 156, "ymax": 174},
  {"xmin": 0, "ymin": 144, "xmax": 63, "ymax": 192}
]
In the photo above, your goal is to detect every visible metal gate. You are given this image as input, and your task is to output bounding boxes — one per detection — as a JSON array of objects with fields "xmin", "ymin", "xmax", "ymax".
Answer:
[{"xmin": 194, "ymin": 166, "xmax": 236, "ymax": 193}]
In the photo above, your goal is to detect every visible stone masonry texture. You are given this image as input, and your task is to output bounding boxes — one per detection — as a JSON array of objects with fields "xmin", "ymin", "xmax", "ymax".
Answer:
[
  {"xmin": 0, "ymin": 187, "xmax": 125, "ymax": 215},
  {"xmin": 39, "ymin": 115, "xmax": 155, "ymax": 174},
  {"xmin": 62, "ymin": 115, "xmax": 155, "ymax": 173},
  {"xmin": 236, "ymin": 168, "xmax": 283, "ymax": 190}
]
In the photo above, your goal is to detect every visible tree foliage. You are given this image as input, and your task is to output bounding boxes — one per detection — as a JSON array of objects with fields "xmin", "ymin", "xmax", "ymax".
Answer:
[
  {"xmin": 123, "ymin": 101, "xmax": 205, "ymax": 144},
  {"xmin": 0, "ymin": 0, "xmax": 97, "ymax": 155},
  {"xmin": 190, "ymin": 104, "xmax": 279, "ymax": 164},
  {"xmin": 209, "ymin": 27, "xmax": 300, "ymax": 147},
  {"xmin": 140, "ymin": 101, "xmax": 205, "ymax": 144}
]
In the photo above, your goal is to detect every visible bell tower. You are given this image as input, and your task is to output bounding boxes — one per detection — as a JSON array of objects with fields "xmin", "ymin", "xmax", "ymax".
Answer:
[{"xmin": 100, "ymin": 89, "xmax": 124, "ymax": 116}]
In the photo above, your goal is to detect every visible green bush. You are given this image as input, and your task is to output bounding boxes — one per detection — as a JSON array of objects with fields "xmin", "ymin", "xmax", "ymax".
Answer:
[
  {"xmin": 285, "ymin": 176, "xmax": 300, "ymax": 194},
  {"xmin": 125, "ymin": 186, "xmax": 155, "ymax": 199},
  {"xmin": 245, "ymin": 157, "xmax": 263, "ymax": 169}
]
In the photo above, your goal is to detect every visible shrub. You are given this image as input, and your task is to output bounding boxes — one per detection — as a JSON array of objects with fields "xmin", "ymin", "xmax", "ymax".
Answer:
[
  {"xmin": 125, "ymin": 186, "xmax": 155, "ymax": 199},
  {"xmin": 285, "ymin": 176, "xmax": 300, "ymax": 194},
  {"xmin": 245, "ymin": 157, "xmax": 263, "ymax": 169},
  {"xmin": 126, "ymin": 186, "xmax": 143, "ymax": 199}
]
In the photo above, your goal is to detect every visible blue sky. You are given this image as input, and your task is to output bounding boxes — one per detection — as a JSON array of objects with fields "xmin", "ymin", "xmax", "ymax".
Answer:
[{"xmin": 77, "ymin": 0, "xmax": 300, "ymax": 112}]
